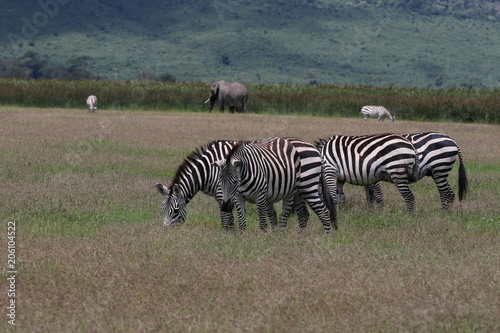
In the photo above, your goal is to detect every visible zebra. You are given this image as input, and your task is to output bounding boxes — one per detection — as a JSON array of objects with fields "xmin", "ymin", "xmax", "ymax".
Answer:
[
  {"xmin": 363, "ymin": 132, "xmax": 468, "ymax": 210},
  {"xmin": 156, "ymin": 140, "xmax": 237, "ymax": 230},
  {"xmin": 360, "ymin": 105, "xmax": 395, "ymax": 122},
  {"xmin": 155, "ymin": 139, "xmax": 323, "ymax": 231},
  {"xmin": 213, "ymin": 137, "xmax": 337, "ymax": 233},
  {"xmin": 316, "ymin": 133, "xmax": 420, "ymax": 212},
  {"xmin": 86, "ymin": 95, "xmax": 97, "ymax": 113}
]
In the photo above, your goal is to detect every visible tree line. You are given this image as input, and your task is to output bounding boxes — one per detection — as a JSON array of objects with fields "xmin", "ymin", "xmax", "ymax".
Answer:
[{"xmin": 0, "ymin": 51, "xmax": 176, "ymax": 82}]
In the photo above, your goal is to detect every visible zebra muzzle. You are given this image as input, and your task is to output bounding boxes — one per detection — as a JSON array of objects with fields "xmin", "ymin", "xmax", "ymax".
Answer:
[{"xmin": 221, "ymin": 200, "xmax": 233, "ymax": 213}]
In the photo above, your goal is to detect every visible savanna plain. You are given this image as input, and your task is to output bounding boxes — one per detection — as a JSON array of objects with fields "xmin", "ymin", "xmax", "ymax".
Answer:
[{"xmin": 0, "ymin": 107, "xmax": 499, "ymax": 332}]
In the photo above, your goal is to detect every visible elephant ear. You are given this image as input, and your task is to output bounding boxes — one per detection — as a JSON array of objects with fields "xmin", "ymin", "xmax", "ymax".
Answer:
[{"xmin": 211, "ymin": 81, "xmax": 220, "ymax": 95}]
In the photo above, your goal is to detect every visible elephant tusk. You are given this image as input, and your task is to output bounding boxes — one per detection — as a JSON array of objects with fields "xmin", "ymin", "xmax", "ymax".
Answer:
[{"xmin": 204, "ymin": 98, "xmax": 211, "ymax": 104}]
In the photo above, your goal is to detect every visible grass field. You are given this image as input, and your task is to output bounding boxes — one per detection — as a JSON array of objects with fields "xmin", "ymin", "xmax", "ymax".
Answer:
[{"xmin": 1, "ymin": 107, "xmax": 499, "ymax": 332}]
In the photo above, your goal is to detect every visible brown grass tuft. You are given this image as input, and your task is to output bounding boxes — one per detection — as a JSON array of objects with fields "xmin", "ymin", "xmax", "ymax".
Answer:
[{"xmin": 0, "ymin": 107, "xmax": 498, "ymax": 332}]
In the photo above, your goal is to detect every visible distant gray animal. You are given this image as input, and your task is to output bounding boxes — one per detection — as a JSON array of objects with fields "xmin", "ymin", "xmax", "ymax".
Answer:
[
  {"xmin": 86, "ymin": 95, "xmax": 97, "ymax": 113},
  {"xmin": 360, "ymin": 105, "xmax": 394, "ymax": 122},
  {"xmin": 204, "ymin": 80, "xmax": 248, "ymax": 113}
]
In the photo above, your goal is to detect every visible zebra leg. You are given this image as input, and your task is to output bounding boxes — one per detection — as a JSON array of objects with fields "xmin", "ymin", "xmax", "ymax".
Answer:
[
  {"xmin": 395, "ymin": 182, "xmax": 415, "ymax": 212},
  {"xmin": 219, "ymin": 209, "xmax": 236, "ymax": 232},
  {"xmin": 217, "ymin": 194, "xmax": 235, "ymax": 231},
  {"xmin": 278, "ymin": 195, "xmax": 296, "ymax": 230},
  {"xmin": 294, "ymin": 196, "xmax": 310, "ymax": 231},
  {"xmin": 337, "ymin": 182, "xmax": 345, "ymax": 206},
  {"xmin": 266, "ymin": 203, "xmax": 279, "ymax": 230},
  {"xmin": 365, "ymin": 185, "xmax": 375, "ymax": 206},
  {"xmin": 298, "ymin": 191, "xmax": 332, "ymax": 233},
  {"xmin": 433, "ymin": 177, "xmax": 455, "ymax": 210},
  {"xmin": 256, "ymin": 196, "xmax": 269, "ymax": 232},
  {"xmin": 234, "ymin": 195, "xmax": 247, "ymax": 231},
  {"xmin": 365, "ymin": 183, "xmax": 384, "ymax": 208},
  {"xmin": 306, "ymin": 199, "xmax": 332, "ymax": 233}
]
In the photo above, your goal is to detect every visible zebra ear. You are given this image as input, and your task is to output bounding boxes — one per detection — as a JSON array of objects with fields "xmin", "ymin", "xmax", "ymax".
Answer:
[
  {"xmin": 212, "ymin": 159, "xmax": 226, "ymax": 168},
  {"xmin": 231, "ymin": 160, "xmax": 242, "ymax": 168},
  {"xmin": 156, "ymin": 183, "xmax": 170, "ymax": 196}
]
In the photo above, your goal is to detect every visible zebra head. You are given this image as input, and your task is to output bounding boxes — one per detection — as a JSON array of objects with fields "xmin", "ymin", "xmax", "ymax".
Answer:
[
  {"xmin": 213, "ymin": 158, "xmax": 242, "ymax": 213},
  {"xmin": 155, "ymin": 183, "xmax": 187, "ymax": 227}
]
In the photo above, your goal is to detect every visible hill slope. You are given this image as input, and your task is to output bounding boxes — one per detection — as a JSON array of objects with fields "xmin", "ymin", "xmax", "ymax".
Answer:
[{"xmin": 1, "ymin": 0, "xmax": 499, "ymax": 87}]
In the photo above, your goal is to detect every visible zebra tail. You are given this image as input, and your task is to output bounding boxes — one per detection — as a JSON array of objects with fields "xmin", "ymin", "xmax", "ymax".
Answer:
[
  {"xmin": 458, "ymin": 154, "xmax": 469, "ymax": 201},
  {"xmin": 408, "ymin": 160, "xmax": 420, "ymax": 183},
  {"xmin": 322, "ymin": 178, "xmax": 337, "ymax": 230},
  {"xmin": 321, "ymin": 162, "xmax": 338, "ymax": 230},
  {"xmin": 409, "ymin": 151, "xmax": 422, "ymax": 183}
]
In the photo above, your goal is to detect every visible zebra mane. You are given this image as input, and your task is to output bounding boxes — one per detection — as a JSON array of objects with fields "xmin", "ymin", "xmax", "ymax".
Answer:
[
  {"xmin": 314, "ymin": 138, "xmax": 328, "ymax": 150},
  {"xmin": 169, "ymin": 140, "xmax": 229, "ymax": 190},
  {"xmin": 225, "ymin": 140, "xmax": 246, "ymax": 165},
  {"xmin": 315, "ymin": 133, "xmax": 402, "ymax": 149}
]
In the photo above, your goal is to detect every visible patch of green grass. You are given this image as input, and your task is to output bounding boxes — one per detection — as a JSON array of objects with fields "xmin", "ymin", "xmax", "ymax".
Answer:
[{"xmin": 3, "ymin": 108, "xmax": 499, "ymax": 332}]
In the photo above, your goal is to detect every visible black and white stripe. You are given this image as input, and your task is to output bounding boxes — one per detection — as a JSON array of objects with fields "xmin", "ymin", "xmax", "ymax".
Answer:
[
  {"xmin": 316, "ymin": 133, "xmax": 419, "ymax": 212},
  {"xmin": 155, "ymin": 139, "xmax": 321, "ymax": 231},
  {"xmin": 215, "ymin": 137, "xmax": 336, "ymax": 233},
  {"xmin": 365, "ymin": 132, "xmax": 468, "ymax": 209},
  {"xmin": 360, "ymin": 105, "xmax": 394, "ymax": 122},
  {"xmin": 156, "ymin": 140, "xmax": 237, "ymax": 229}
]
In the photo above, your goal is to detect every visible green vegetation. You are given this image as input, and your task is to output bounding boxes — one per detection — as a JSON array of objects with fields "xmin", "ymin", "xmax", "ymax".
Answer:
[
  {"xmin": 1, "ymin": 0, "xmax": 499, "ymax": 87},
  {"xmin": 0, "ymin": 79, "xmax": 498, "ymax": 124},
  {"xmin": 1, "ymin": 107, "xmax": 498, "ymax": 331}
]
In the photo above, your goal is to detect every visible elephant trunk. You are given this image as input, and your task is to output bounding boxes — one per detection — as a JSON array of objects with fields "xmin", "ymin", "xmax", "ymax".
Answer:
[{"xmin": 207, "ymin": 94, "xmax": 217, "ymax": 112}]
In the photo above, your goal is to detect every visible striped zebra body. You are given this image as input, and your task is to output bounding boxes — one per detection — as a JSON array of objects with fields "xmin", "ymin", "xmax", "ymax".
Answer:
[
  {"xmin": 360, "ymin": 105, "xmax": 394, "ymax": 122},
  {"xmin": 365, "ymin": 132, "xmax": 468, "ymax": 209},
  {"xmin": 317, "ymin": 133, "xmax": 419, "ymax": 212},
  {"xmin": 215, "ymin": 137, "xmax": 336, "ymax": 233},
  {"xmin": 284, "ymin": 137, "xmax": 337, "ymax": 230},
  {"xmin": 155, "ymin": 140, "xmax": 319, "ymax": 231},
  {"xmin": 156, "ymin": 140, "xmax": 237, "ymax": 229}
]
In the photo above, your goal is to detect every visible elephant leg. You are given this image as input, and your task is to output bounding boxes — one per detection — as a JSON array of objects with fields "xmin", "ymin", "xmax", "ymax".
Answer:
[{"xmin": 229, "ymin": 106, "xmax": 235, "ymax": 113}]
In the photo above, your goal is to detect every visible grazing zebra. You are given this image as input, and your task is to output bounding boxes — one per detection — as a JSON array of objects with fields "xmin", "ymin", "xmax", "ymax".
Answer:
[
  {"xmin": 360, "ymin": 105, "xmax": 394, "ymax": 122},
  {"xmin": 155, "ymin": 140, "xmax": 317, "ymax": 231},
  {"xmin": 316, "ymin": 133, "xmax": 420, "ymax": 212},
  {"xmin": 364, "ymin": 132, "xmax": 468, "ymax": 209},
  {"xmin": 156, "ymin": 140, "xmax": 238, "ymax": 230},
  {"xmin": 86, "ymin": 95, "xmax": 97, "ymax": 113},
  {"xmin": 214, "ymin": 137, "xmax": 337, "ymax": 233}
]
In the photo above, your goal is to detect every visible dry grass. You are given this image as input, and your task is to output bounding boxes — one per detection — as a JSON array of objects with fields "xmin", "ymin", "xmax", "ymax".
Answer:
[{"xmin": 0, "ymin": 107, "xmax": 499, "ymax": 332}]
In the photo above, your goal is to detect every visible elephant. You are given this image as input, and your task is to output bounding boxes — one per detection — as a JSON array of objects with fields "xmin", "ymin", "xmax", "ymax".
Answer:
[{"xmin": 204, "ymin": 80, "xmax": 248, "ymax": 113}]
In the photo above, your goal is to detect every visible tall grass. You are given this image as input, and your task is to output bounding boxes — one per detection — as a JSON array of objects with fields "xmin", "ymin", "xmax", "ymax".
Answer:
[
  {"xmin": 0, "ymin": 79, "xmax": 498, "ymax": 123},
  {"xmin": 1, "ymin": 108, "xmax": 498, "ymax": 332}
]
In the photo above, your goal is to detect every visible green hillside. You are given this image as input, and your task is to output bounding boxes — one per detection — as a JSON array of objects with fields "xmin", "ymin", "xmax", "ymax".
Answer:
[{"xmin": 1, "ymin": 0, "xmax": 499, "ymax": 88}]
